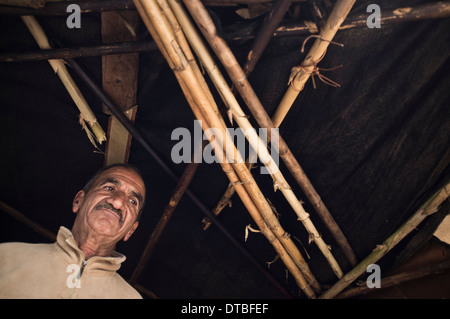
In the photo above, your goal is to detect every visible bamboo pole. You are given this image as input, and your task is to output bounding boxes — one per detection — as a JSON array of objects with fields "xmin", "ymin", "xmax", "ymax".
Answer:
[
  {"xmin": 170, "ymin": 0, "xmax": 344, "ymax": 279},
  {"xmin": 320, "ymin": 182, "xmax": 450, "ymax": 299},
  {"xmin": 164, "ymin": 0, "xmax": 322, "ymax": 294},
  {"xmin": 336, "ymin": 258, "xmax": 450, "ymax": 299},
  {"xmin": 162, "ymin": 0, "xmax": 320, "ymax": 283},
  {"xmin": 20, "ymin": 15, "xmax": 106, "ymax": 147},
  {"xmin": 190, "ymin": 101, "xmax": 317, "ymax": 298},
  {"xmin": 183, "ymin": 0, "xmax": 357, "ymax": 268},
  {"xmin": 133, "ymin": 0, "xmax": 299, "ymax": 298},
  {"xmin": 203, "ymin": 0, "xmax": 292, "ymax": 230},
  {"xmin": 272, "ymin": 0, "xmax": 356, "ymax": 126},
  {"xmin": 135, "ymin": 0, "xmax": 320, "ymax": 297},
  {"xmin": 137, "ymin": 0, "xmax": 317, "ymax": 295}
]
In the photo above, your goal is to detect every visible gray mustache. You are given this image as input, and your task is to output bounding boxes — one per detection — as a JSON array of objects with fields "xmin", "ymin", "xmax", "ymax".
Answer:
[{"xmin": 95, "ymin": 202, "xmax": 123, "ymax": 224}]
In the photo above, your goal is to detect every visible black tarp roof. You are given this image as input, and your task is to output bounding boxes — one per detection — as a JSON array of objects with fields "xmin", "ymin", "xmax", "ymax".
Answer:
[{"xmin": 0, "ymin": 0, "xmax": 449, "ymax": 299}]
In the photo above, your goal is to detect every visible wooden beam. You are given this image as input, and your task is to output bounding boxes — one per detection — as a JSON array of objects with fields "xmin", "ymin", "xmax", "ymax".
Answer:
[
  {"xmin": 0, "ymin": 0, "xmax": 307, "ymax": 15},
  {"xmin": 0, "ymin": 201, "xmax": 56, "ymax": 241},
  {"xmin": 0, "ymin": 41, "xmax": 157, "ymax": 62},
  {"xmin": 226, "ymin": 1, "xmax": 450, "ymax": 40},
  {"xmin": 243, "ymin": 0, "xmax": 293, "ymax": 76},
  {"xmin": 101, "ymin": 10, "xmax": 140, "ymax": 165}
]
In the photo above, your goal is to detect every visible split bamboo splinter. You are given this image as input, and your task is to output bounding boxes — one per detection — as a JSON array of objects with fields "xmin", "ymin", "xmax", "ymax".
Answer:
[{"xmin": 21, "ymin": 15, "xmax": 106, "ymax": 147}]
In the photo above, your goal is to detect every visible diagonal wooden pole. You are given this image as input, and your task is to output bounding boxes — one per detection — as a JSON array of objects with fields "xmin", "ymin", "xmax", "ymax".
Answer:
[
  {"xmin": 129, "ymin": 160, "xmax": 201, "ymax": 285},
  {"xmin": 183, "ymin": 0, "xmax": 357, "ymax": 267},
  {"xmin": 243, "ymin": 0, "xmax": 293, "ymax": 76}
]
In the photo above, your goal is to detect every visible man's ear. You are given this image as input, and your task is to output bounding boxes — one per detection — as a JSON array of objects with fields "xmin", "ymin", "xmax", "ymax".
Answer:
[
  {"xmin": 123, "ymin": 221, "xmax": 139, "ymax": 242},
  {"xmin": 72, "ymin": 190, "xmax": 85, "ymax": 213}
]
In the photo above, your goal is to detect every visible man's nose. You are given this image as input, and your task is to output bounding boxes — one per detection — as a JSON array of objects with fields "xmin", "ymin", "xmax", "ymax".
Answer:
[{"xmin": 107, "ymin": 191, "xmax": 126, "ymax": 210}]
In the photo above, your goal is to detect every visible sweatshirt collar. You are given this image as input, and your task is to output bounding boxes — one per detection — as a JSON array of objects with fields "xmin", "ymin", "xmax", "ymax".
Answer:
[{"xmin": 55, "ymin": 226, "xmax": 126, "ymax": 273}]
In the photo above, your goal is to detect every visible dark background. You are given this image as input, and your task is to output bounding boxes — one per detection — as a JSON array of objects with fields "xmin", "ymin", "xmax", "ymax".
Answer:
[{"xmin": 0, "ymin": 0, "xmax": 449, "ymax": 298}]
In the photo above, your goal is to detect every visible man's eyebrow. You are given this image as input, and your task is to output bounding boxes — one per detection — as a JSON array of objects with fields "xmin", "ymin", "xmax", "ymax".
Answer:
[
  {"xmin": 99, "ymin": 177, "xmax": 120, "ymax": 186},
  {"xmin": 100, "ymin": 177, "xmax": 143, "ymax": 206}
]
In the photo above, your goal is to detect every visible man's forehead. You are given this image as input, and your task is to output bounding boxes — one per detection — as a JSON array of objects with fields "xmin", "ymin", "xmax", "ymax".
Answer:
[{"xmin": 97, "ymin": 167, "xmax": 146, "ymax": 196}]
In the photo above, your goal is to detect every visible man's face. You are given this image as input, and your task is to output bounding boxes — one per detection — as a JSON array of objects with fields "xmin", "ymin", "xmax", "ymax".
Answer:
[{"xmin": 72, "ymin": 166, "xmax": 146, "ymax": 243}]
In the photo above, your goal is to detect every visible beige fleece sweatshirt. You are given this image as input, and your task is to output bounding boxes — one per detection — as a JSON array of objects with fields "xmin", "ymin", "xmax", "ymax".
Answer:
[{"xmin": 0, "ymin": 226, "xmax": 142, "ymax": 299}]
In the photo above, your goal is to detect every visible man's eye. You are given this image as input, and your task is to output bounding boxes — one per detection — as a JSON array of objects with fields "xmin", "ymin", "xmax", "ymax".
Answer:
[
  {"xmin": 105, "ymin": 186, "xmax": 114, "ymax": 191},
  {"xmin": 129, "ymin": 198, "xmax": 137, "ymax": 206}
]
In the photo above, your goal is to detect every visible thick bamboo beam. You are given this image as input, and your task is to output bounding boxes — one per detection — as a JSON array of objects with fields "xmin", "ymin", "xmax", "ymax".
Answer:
[
  {"xmin": 164, "ymin": 0, "xmax": 321, "ymax": 295},
  {"xmin": 135, "ymin": 0, "xmax": 319, "ymax": 297},
  {"xmin": 203, "ymin": 0, "xmax": 293, "ymax": 230},
  {"xmin": 320, "ymin": 183, "xmax": 450, "ymax": 299},
  {"xmin": 169, "ymin": 0, "xmax": 343, "ymax": 280},
  {"xmin": 183, "ymin": 0, "xmax": 357, "ymax": 268}
]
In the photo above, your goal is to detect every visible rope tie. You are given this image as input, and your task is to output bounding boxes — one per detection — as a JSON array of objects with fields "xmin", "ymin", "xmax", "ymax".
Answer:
[
  {"xmin": 289, "ymin": 35, "xmax": 344, "ymax": 90},
  {"xmin": 229, "ymin": 177, "xmax": 254, "ymax": 186}
]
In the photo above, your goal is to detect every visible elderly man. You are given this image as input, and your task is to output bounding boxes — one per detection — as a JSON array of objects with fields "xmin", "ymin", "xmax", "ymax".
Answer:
[{"xmin": 0, "ymin": 163, "xmax": 146, "ymax": 299}]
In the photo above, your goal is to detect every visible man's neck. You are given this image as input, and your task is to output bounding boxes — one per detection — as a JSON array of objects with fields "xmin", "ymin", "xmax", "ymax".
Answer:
[{"xmin": 71, "ymin": 226, "xmax": 115, "ymax": 260}]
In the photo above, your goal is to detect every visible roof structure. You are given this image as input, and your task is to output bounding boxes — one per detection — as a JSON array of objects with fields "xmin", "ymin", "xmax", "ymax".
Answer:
[{"xmin": 0, "ymin": 0, "xmax": 449, "ymax": 299}]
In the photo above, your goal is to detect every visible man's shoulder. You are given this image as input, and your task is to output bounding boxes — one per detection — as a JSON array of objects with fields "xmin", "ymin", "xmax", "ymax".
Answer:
[
  {"xmin": 111, "ymin": 272, "xmax": 143, "ymax": 299},
  {"xmin": 0, "ymin": 241, "xmax": 55, "ymax": 258},
  {"xmin": 0, "ymin": 240, "xmax": 54, "ymax": 249}
]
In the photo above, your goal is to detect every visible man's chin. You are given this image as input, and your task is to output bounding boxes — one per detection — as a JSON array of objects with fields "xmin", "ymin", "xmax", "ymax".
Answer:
[{"xmin": 88, "ymin": 217, "xmax": 121, "ymax": 237}]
